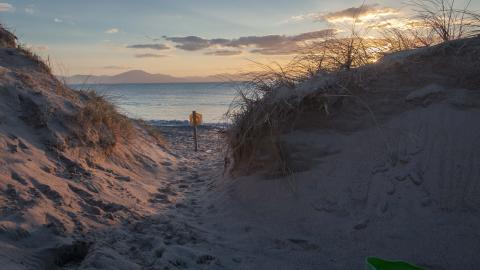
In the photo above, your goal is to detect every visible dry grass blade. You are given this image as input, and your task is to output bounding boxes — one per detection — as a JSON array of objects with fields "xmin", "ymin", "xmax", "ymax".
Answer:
[
  {"xmin": 407, "ymin": 0, "xmax": 480, "ymax": 41},
  {"xmin": 16, "ymin": 43, "xmax": 53, "ymax": 73}
]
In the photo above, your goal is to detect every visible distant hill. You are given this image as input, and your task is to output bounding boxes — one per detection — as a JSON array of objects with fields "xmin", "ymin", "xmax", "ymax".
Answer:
[{"xmin": 62, "ymin": 70, "xmax": 245, "ymax": 84}]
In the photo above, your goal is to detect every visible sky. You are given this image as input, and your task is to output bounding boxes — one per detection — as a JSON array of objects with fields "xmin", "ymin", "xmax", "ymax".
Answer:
[{"xmin": 1, "ymin": 0, "xmax": 478, "ymax": 77}]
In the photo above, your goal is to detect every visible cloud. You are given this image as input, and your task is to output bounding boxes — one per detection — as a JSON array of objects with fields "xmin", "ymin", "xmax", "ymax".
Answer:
[
  {"xmin": 53, "ymin": 16, "xmax": 76, "ymax": 25},
  {"xmin": 165, "ymin": 29, "xmax": 336, "ymax": 55},
  {"xmin": 25, "ymin": 6, "xmax": 34, "ymax": 14},
  {"xmin": 0, "ymin": 3, "xmax": 13, "ymax": 12},
  {"xmin": 105, "ymin": 28, "xmax": 119, "ymax": 34},
  {"xmin": 228, "ymin": 35, "xmax": 286, "ymax": 48},
  {"xmin": 134, "ymin": 53, "xmax": 166, "ymax": 58},
  {"xmin": 366, "ymin": 17, "xmax": 416, "ymax": 30},
  {"xmin": 321, "ymin": 5, "xmax": 399, "ymax": 23},
  {"xmin": 102, "ymin": 65, "xmax": 131, "ymax": 70},
  {"xmin": 205, "ymin": 50, "xmax": 242, "ymax": 56},
  {"xmin": 284, "ymin": 13, "xmax": 321, "ymax": 23},
  {"xmin": 163, "ymin": 36, "xmax": 213, "ymax": 51},
  {"xmin": 126, "ymin": 43, "xmax": 170, "ymax": 50}
]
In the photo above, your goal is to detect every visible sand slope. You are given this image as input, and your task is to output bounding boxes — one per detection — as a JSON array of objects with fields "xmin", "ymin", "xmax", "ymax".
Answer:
[
  {"xmin": 0, "ymin": 32, "xmax": 177, "ymax": 268},
  {"xmin": 214, "ymin": 38, "xmax": 480, "ymax": 269}
]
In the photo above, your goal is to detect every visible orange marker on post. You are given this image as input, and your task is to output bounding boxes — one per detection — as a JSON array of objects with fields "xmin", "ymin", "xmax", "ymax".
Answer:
[{"xmin": 189, "ymin": 111, "xmax": 202, "ymax": 152}]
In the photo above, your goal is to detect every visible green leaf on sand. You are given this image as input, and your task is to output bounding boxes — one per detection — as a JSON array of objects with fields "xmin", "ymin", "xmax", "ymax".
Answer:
[{"xmin": 366, "ymin": 257, "xmax": 425, "ymax": 270}]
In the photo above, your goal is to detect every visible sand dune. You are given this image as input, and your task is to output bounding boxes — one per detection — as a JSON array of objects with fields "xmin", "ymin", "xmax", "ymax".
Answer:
[
  {"xmin": 1, "ymin": 27, "xmax": 480, "ymax": 270},
  {"xmin": 0, "ymin": 27, "xmax": 178, "ymax": 268}
]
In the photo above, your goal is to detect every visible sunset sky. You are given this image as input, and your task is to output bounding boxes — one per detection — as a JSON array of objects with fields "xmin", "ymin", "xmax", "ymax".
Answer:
[{"xmin": 2, "ymin": 0, "xmax": 478, "ymax": 77}]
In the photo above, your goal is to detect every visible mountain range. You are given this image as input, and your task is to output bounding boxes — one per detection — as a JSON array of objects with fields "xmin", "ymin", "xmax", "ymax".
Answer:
[{"xmin": 62, "ymin": 70, "xmax": 245, "ymax": 84}]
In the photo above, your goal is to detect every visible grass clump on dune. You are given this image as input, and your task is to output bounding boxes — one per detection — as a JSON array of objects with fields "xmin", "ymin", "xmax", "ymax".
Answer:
[
  {"xmin": 16, "ymin": 44, "xmax": 53, "ymax": 74},
  {"xmin": 225, "ymin": 63, "xmax": 312, "ymax": 174},
  {"xmin": 75, "ymin": 90, "xmax": 135, "ymax": 153},
  {"xmin": 0, "ymin": 24, "xmax": 17, "ymax": 48},
  {"xmin": 225, "ymin": 0, "xmax": 480, "ymax": 175}
]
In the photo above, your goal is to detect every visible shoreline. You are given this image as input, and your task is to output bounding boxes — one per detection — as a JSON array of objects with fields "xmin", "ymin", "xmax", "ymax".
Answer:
[
  {"xmin": 69, "ymin": 82, "xmax": 238, "ymax": 125},
  {"xmin": 147, "ymin": 120, "xmax": 229, "ymax": 129}
]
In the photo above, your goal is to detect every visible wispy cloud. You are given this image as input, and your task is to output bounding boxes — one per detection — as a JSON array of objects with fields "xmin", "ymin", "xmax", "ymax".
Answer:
[
  {"xmin": 321, "ymin": 5, "xmax": 399, "ymax": 23},
  {"xmin": 0, "ymin": 3, "xmax": 13, "ymax": 12},
  {"xmin": 134, "ymin": 53, "xmax": 166, "ymax": 58},
  {"xmin": 126, "ymin": 43, "xmax": 170, "ymax": 50},
  {"xmin": 205, "ymin": 50, "xmax": 242, "ymax": 56},
  {"xmin": 25, "ymin": 6, "xmax": 34, "ymax": 14},
  {"xmin": 105, "ymin": 28, "xmax": 119, "ymax": 34},
  {"xmin": 102, "ymin": 65, "xmax": 131, "ymax": 70},
  {"xmin": 164, "ymin": 29, "xmax": 336, "ymax": 55},
  {"xmin": 52, "ymin": 16, "xmax": 77, "ymax": 25},
  {"xmin": 283, "ymin": 5, "xmax": 401, "ymax": 29},
  {"xmin": 163, "ymin": 36, "xmax": 215, "ymax": 51},
  {"xmin": 283, "ymin": 13, "xmax": 321, "ymax": 23}
]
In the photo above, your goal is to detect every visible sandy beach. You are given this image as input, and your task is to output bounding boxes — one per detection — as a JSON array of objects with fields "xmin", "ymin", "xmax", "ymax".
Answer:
[
  {"xmin": 26, "ymin": 112, "xmax": 478, "ymax": 270},
  {"xmin": 2, "ymin": 4, "xmax": 480, "ymax": 268}
]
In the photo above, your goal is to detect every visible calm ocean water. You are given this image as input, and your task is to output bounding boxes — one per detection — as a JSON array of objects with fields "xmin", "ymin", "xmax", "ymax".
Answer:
[{"xmin": 71, "ymin": 82, "xmax": 241, "ymax": 125}]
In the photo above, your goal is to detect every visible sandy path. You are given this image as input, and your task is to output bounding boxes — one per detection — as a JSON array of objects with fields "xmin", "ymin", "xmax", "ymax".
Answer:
[
  {"xmin": 75, "ymin": 126, "xmax": 230, "ymax": 270},
  {"xmin": 72, "ymin": 110, "xmax": 480, "ymax": 270},
  {"xmin": 138, "ymin": 127, "xmax": 339, "ymax": 270}
]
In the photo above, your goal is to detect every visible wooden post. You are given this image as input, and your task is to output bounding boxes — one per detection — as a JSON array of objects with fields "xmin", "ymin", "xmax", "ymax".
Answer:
[{"xmin": 192, "ymin": 111, "xmax": 198, "ymax": 152}]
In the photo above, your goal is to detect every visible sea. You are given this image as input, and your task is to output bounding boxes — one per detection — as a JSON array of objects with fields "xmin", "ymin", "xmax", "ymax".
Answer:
[{"xmin": 71, "ymin": 82, "xmax": 242, "ymax": 126}]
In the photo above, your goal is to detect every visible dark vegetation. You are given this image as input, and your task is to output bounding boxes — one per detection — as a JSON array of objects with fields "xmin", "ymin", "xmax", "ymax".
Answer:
[{"xmin": 0, "ymin": 24, "xmax": 16, "ymax": 48}]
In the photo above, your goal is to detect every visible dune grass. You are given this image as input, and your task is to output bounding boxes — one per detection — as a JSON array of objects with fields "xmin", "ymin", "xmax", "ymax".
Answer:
[
  {"xmin": 75, "ymin": 90, "xmax": 135, "ymax": 154},
  {"xmin": 225, "ymin": 0, "xmax": 480, "ymax": 174},
  {"xmin": 16, "ymin": 44, "xmax": 53, "ymax": 74}
]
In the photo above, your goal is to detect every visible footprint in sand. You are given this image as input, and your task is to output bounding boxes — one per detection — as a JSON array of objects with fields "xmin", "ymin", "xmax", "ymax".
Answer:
[
  {"xmin": 10, "ymin": 171, "xmax": 28, "ymax": 185},
  {"xmin": 196, "ymin": 254, "xmax": 216, "ymax": 265},
  {"xmin": 287, "ymin": 239, "xmax": 320, "ymax": 251},
  {"xmin": 149, "ymin": 193, "xmax": 171, "ymax": 204},
  {"xmin": 6, "ymin": 142, "xmax": 18, "ymax": 153},
  {"xmin": 30, "ymin": 178, "xmax": 63, "ymax": 205}
]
